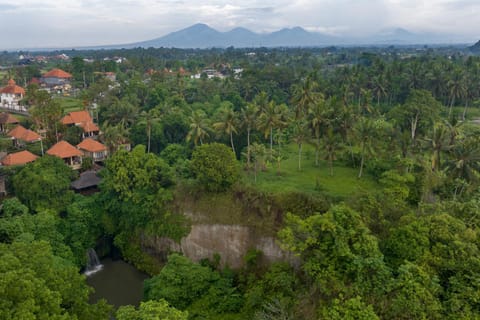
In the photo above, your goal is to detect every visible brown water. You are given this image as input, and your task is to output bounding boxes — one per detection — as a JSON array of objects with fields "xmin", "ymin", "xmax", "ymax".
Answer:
[{"xmin": 86, "ymin": 258, "xmax": 149, "ymax": 308}]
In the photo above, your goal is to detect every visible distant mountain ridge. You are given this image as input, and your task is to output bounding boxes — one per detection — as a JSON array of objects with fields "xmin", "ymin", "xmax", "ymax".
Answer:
[
  {"xmin": 132, "ymin": 23, "xmax": 335, "ymax": 48},
  {"xmin": 470, "ymin": 40, "xmax": 480, "ymax": 52},
  {"xmin": 18, "ymin": 24, "xmax": 473, "ymax": 51}
]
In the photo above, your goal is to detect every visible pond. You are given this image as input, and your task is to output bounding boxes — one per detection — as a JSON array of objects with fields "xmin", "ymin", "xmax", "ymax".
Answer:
[{"xmin": 86, "ymin": 258, "xmax": 149, "ymax": 308}]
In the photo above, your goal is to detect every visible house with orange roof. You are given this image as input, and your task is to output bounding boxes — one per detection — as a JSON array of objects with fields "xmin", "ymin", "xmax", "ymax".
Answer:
[
  {"xmin": 0, "ymin": 79, "xmax": 26, "ymax": 112},
  {"xmin": 47, "ymin": 140, "xmax": 83, "ymax": 170},
  {"xmin": 8, "ymin": 125, "xmax": 42, "ymax": 148},
  {"xmin": 61, "ymin": 110, "xmax": 99, "ymax": 138},
  {"xmin": 41, "ymin": 68, "xmax": 73, "ymax": 93},
  {"xmin": 0, "ymin": 113, "xmax": 19, "ymax": 133},
  {"xmin": 1, "ymin": 150, "xmax": 38, "ymax": 166},
  {"xmin": 77, "ymin": 138, "xmax": 107, "ymax": 162}
]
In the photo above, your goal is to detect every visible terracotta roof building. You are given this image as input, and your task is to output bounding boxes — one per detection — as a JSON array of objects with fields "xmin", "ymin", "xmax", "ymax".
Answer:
[
  {"xmin": 77, "ymin": 138, "xmax": 107, "ymax": 162},
  {"xmin": 0, "ymin": 79, "xmax": 25, "ymax": 95},
  {"xmin": 0, "ymin": 79, "xmax": 26, "ymax": 111},
  {"xmin": 1, "ymin": 150, "xmax": 38, "ymax": 166},
  {"xmin": 61, "ymin": 110, "xmax": 99, "ymax": 138},
  {"xmin": 47, "ymin": 140, "xmax": 83, "ymax": 170},
  {"xmin": 0, "ymin": 113, "xmax": 19, "ymax": 132},
  {"xmin": 41, "ymin": 69, "xmax": 73, "ymax": 92},
  {"xmin": 61, "ymin": 110, "xmax": 92, "ymax": 125},
  {"xmin": 8, "ymin": 125, "xmax": 42, "ymax": 147},
  {"xmin": 43, "ymin": 68, "xmax": 73, "ymax": 79}
]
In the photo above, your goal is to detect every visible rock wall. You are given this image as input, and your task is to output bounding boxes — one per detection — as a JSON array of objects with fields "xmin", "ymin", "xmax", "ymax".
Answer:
[{"xmin": 143, "ymin": 224, "xmax": 298, "ymax": 269}]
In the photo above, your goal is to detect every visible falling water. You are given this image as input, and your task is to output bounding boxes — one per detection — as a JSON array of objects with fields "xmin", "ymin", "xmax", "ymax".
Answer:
[{"xmin": 84, "ymin": 248, "xmax": 103, "ymax": 276}]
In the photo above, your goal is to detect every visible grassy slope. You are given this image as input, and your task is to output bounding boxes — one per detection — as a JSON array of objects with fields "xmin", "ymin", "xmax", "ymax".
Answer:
[
  {"xmin": 243, "ymin": 143, "xmax": 378, "ymax": 199},
  {"xmin": 55, "ymin": 97, "xmax": 84, "ymax": 113},
  {"xmin": 175, "ymin": 143, "xmax": 378, "ymax": 236}
]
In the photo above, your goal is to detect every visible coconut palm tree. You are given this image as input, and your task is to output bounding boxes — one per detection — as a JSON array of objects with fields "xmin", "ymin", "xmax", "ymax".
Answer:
[
  {"xmin": 307, "ymin": 95, "xmax": 326, "ymax": 167},
  {"xmin": 249, "ymin": 142, "xmax": 267, "ymax": 183},
  {"xmin": 213, "ymin": 104, "xmax": 238, "ymax": 155},
  {"xmin": 323, "ymin": 128, "xmax": 341, "ymax": 176},
  {"xmin": 446, "ymin": 137, "xmax": 480, "ymax": 184},
  {"xmin": 353, "ymin": 117, "xmax": 376, "ymax": 178},
  {"xmin": 291, "ymin": 74, "xmax": 319, "ymax": 120},
  {"xmin": 241, "ymin": 102, "xmax": 259, "ymax": 169},
  {"xmin": 102, "ymin": 121, "xmax": 130, "ymax": 154},
  {"xmin": 139, "ymin": 108, "xmax": 161, "ymax": 153},
  {"xmin": 292, "ymin": 120, "xmax": 310, "ymax": 171},
  {"xmin": 422, "ymin": 122, "xmax": 450, "ymax": 172},
  {"xmin": 186, "ymin": 110, "xmax": 210, "ymax": 146},
  {"xmin": 257, "ymin": 100, "xmax": 280, "ymax": 158},
  {"xmin": 447, "ymin": 69, "xmax": 466, "ymax": 116}
]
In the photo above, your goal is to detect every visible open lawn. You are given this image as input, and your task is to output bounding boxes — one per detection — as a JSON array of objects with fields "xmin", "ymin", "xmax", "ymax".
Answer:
[
  {"xmin": 54, "ymin": 96, "xmax": 84, "ymax": 114},
  {"xmin": 451, "ymin": 106, "xmax": 480, "ymax": 120},
  {"xmin": 243, "ymin": 143, "xmax": 378, "ymax": 199}
]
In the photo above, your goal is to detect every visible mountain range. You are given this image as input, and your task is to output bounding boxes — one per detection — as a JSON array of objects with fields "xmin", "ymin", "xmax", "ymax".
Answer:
[{"xmin": 118, "ymin": 24, "xmax": 468, "ymax": 49}]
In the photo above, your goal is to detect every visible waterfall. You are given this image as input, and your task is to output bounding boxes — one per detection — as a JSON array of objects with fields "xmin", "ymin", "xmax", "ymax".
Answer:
[{"xmin": 84, "ymin": 248, "xmax": 103, "ymax": 276}]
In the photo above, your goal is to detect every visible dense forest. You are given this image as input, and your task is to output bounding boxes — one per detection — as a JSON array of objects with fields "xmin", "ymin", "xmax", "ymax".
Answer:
[{"xmin": 1, "ymin": 45, "xmax": 480, "ymax": 319}]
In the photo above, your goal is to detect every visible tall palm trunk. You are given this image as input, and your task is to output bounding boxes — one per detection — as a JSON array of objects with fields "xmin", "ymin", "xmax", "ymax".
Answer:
[
  {"xmin": 147, "ymin": 124, "xmax": 151, "ymax": 153},
  {"xmin": 462, "ymin": 100, "xmax": 469, "ymax": 121},
  {"xmin": 270, "ymin": 127, "xmax": 273, "ymax": 159},
  {"xmin": 298, "ymin": 143, "xmax": 302, "ymax": 171},
  {"xmin": 230, "ymin": 131, "xmax": 236, "ymax": 155},
  {"xmin": 247, "ymin": 127, "xmax": 251, "ymax": 170},
  {"xmin": 329, "ymin": 155, "xmax": 334, "ymax": 176},
  {"xmin": 448, "ymin": 96, "xmax": 455, "ymax": 116},
  {"xmin": 358, "ymin": 143, "xmax": 366, "ymax": 178}
]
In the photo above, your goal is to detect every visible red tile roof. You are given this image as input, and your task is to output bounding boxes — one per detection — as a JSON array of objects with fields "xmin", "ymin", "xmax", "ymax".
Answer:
[
  {"xmin": 29, "ymin": 77, "xmax": 40, "ymax": 85},
  {"xmin": 43, "ymin": 68, "xmax": 72, "ymax": 79},
  {"xmin": 47, "ymin": 141, "xmax": 83, "ymax": 159},
  {"xmin": 79, "ymin": 121, "xmax": 99, "ymax": 133},
  {"xmin": 77, "ymin": 138, "xmax": 106, "ymax": 153},
  {"xmin": 0, "ymin": 79, "xmax": 25, "ymax": 95},
  {"xmin": 8, "ymin": 125, "xmax": 41, "ymax": 142},
  {"xmin": 1, "ymin": 150, "xmax": 38, "ymax": 166},
  {"xmin": 61, "ymin": 110, "xmax": 93, "ymax": 125},
  {"xmin": 0, "ymin": 113, "xmax": 19, "ymax": 124}
]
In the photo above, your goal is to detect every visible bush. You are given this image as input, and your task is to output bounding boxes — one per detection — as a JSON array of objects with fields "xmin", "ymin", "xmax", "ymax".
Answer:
[{"xmin": 191, "ymin": 143, "xmax": 239, "ymax": 192}]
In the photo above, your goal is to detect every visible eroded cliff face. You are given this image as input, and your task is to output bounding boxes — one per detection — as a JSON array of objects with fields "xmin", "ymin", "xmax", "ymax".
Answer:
[
  {"xmin": 142, "ymin": 224, "xmax": 297, "ymax": 269},
  {"xmin": 140, "ymin": 187, "xmax": 316, "ymax": 269}
]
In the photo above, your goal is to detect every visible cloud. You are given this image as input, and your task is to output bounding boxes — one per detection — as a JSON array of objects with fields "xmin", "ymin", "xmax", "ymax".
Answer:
[{"xmin": 0, "ymin": 0, "xmax": 477, "ymax": 49}]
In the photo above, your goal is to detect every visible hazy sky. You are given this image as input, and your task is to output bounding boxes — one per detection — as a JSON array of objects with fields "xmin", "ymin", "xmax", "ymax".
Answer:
[{"xmin": 0, "ymin": 0, "xmax": 478, "ymax": 49}]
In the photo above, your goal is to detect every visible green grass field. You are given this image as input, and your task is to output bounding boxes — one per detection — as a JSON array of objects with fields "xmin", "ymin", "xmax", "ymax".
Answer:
[
  {"xmin": 451, "ymin": 106, "xmax": 480, "ymax": 120},
  {"xmin": 243, "ymin": 143, "xmax": 378, "ymax": 199},
  {"xmin": 54, "ymin": 97, "xmax": 84, "ymax": 114}
]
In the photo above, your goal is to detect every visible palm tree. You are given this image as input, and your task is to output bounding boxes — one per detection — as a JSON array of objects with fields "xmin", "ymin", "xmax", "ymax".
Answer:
[
  {"xmin": 249, "ymin": 142, "xmax": 267, "ymax": 183},
  {"xmin": 447, "ymin": 69, "xmax": 466, "ymax": 116},
  {"xmin": 257, "ymin": 100, "xmax": 280, "ymax": 158},
  {"xmin": 241, "ymin": 103, "xmax": 259, "ymax": 169},
  {"xmin": 102, "ymin": 122, "xmax": 130, "ymax": 154},
  {"xmin": 446, "ymin": 137, "xmax": 480, "ymax": 184},
  {"xmin": 353, "ymin": 117, "xmax": 376, "ymax": 178},
  {"xmin": 104, "ymin": 97, "xmax": 139, "ymax": 129},
  {"xmin": 213, "ymin": 104, "xmax": 238, "ymax": 155},
  {"xmin": 307, "ymin": 95, "xmax": 326, "ymax": 167},
  {"xmin": 253, "ymin": 91, "xmax": 270, "ymax": 113},
  {"xmin": 422, "ymin": 122, "xmax": 450, "ymax": 172},
  {"xmin": 371, "ymin": 74, "xmax": 388, "ymax": 106},
  {"xmin": 292, "ymin": 120, "xmax": 310, "ymax": 171},
  {"xmin": 274, "ymin": 103, "xmax": 290, "ymax": 161},
  {"xmin": 139, "ymin": 108, "xmax": 161, "ymax": 153},
  {"xmin": 186, "ymin": 110, "xmax": 210, "ymax": 146},
  {"xmin": 291, "ymin": 75, "xmax": 319, "ymax": 120},
  {"xmin": 323, "ymin": 128, "xmax": 341, "ymax": 176}
]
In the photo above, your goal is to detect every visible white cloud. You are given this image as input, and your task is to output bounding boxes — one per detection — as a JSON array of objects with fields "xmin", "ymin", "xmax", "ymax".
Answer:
[{"xmin": 0, "ymin": 0, "xmax": 477, "ymax": 49}]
